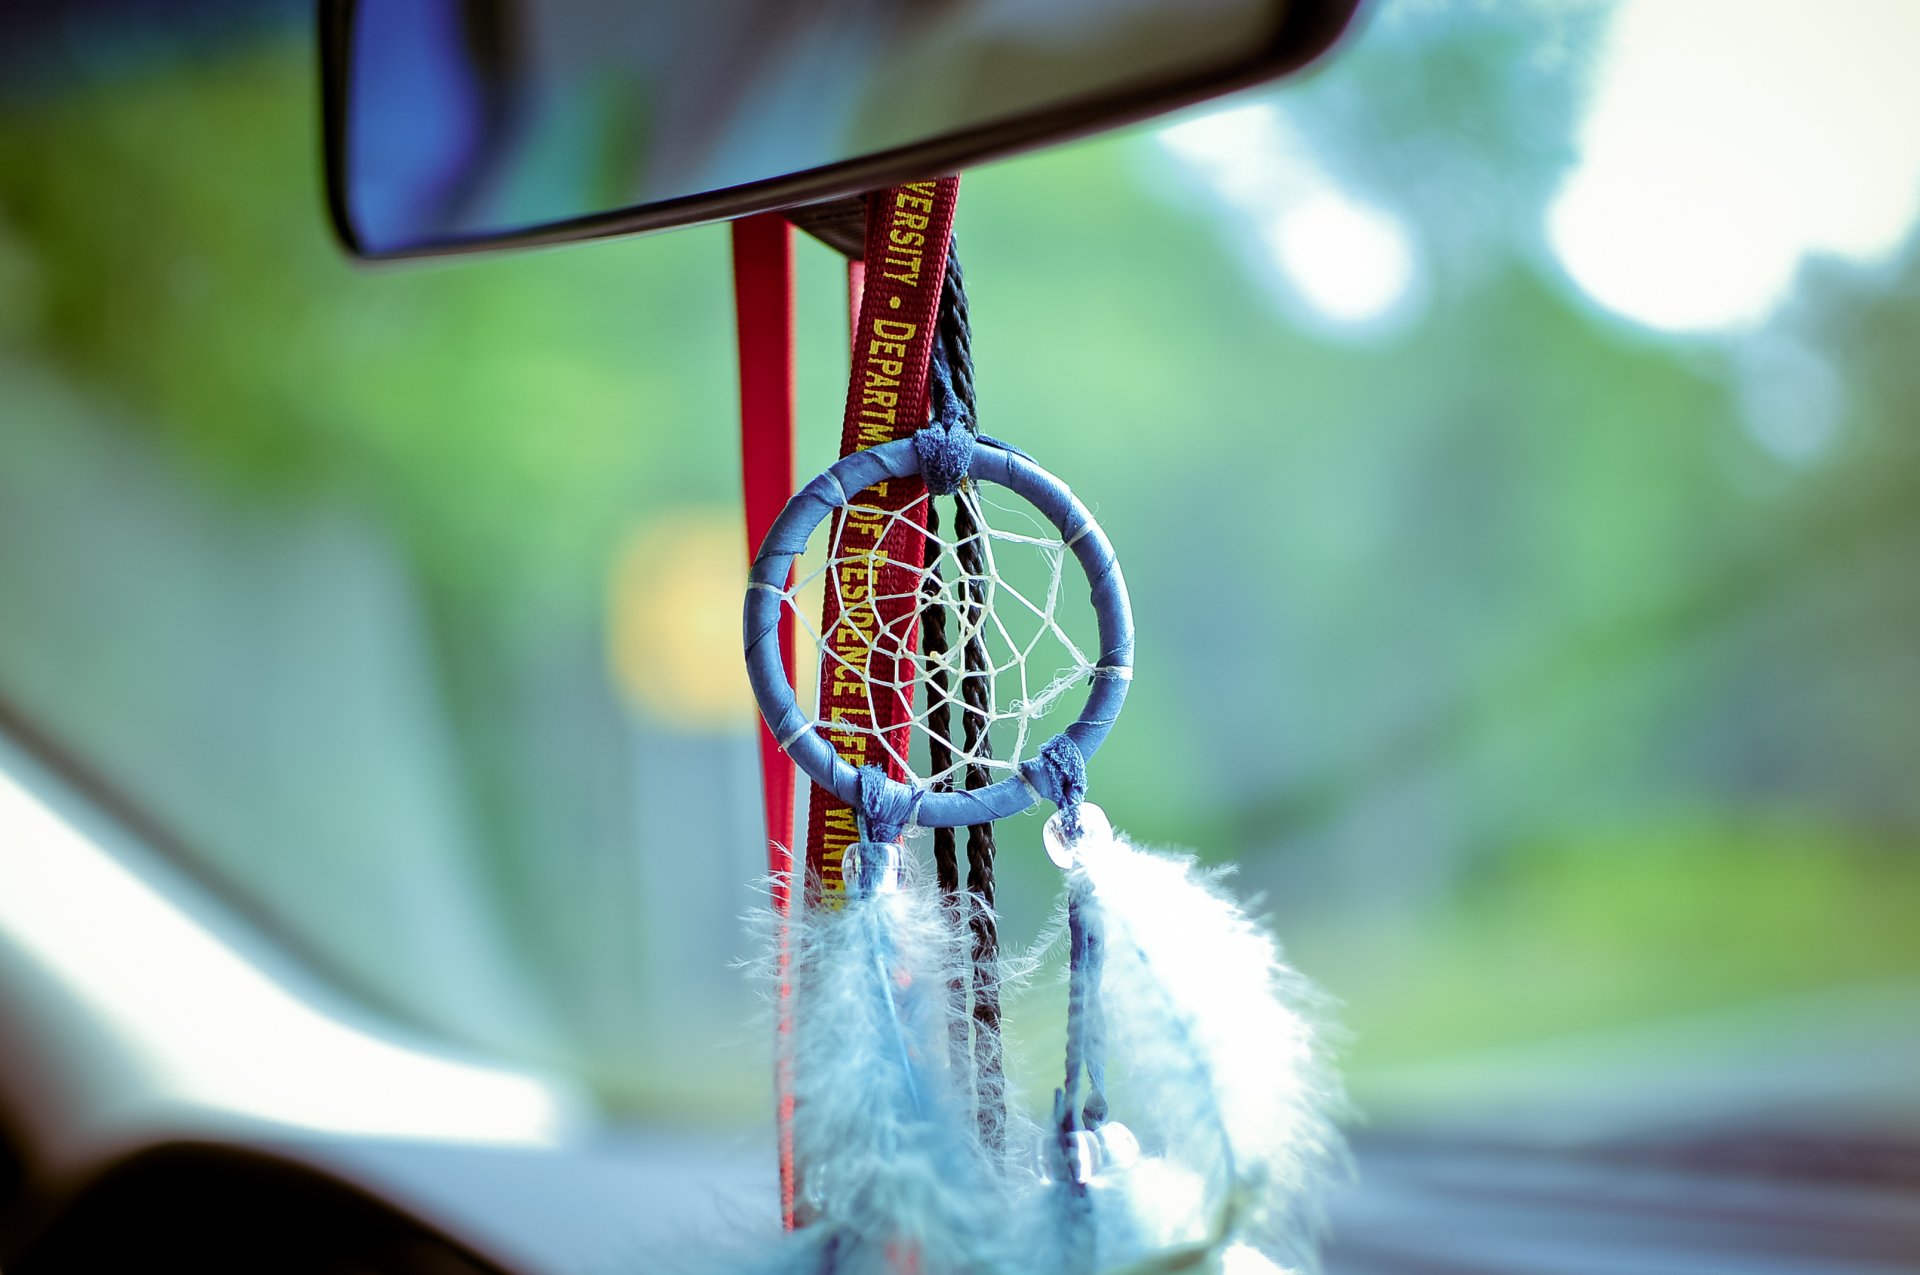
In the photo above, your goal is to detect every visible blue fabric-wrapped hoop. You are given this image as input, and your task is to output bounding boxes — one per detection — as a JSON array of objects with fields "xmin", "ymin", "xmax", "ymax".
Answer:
[{"xmin": 743, "ymin": 437, "xmax": 1132, "ymax": 829}]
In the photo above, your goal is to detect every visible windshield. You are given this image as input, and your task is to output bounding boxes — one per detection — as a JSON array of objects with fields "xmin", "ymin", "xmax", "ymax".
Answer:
[{"xmin": 2, "ymin": 0, "xmax": 1917, "ymax": 1138}]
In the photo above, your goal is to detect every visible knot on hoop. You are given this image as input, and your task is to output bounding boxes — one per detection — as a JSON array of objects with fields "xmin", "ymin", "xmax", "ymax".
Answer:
[
  {"xmin": 915, "ymin": 332, "xmax": 977, "ymax": 495},
  {"xmin": 1022, "ymin": 734, "xmax": 1088, "ymax": 840},
  {"xmin": 913, "ymin": 421, "xmax": 974, "ymax": 496},
  {"xmin": 855, "ymin": 764, "xmax": 920, "ymax": 846}
]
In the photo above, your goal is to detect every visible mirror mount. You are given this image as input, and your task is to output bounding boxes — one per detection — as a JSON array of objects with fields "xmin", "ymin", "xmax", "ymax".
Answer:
[{"xmin": 786, "ymin": 197, "xmax": 869, "ymax": 261}]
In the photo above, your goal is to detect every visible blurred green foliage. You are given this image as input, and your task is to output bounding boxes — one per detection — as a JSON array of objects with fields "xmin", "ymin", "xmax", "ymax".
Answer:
[{"xmin": 1296, "ymin": 815, "xmax": 1920, "ymax": 1064}]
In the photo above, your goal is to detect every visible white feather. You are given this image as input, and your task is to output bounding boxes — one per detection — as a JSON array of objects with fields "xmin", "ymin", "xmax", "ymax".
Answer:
[
  {"xmin": 1048, "ymin": 813, "xmax": 1348, "ymax": 1272},
  {"xmin": 730, "ymin": 848, "xmax": 1017, "ymax": 1273}
]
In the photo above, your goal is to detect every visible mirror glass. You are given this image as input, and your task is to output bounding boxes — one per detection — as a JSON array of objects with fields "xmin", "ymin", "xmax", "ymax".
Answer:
[{"xmin": 338, "ymin": 0, "xmax": 1291, "ymax": 254}]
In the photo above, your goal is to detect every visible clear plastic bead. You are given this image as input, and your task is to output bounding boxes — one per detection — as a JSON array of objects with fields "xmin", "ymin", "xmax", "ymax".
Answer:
[
  {"xmin": 847, "ymin": 840, "xmax": 901, "ymax": 893},
  {"xmin": 1031, "ymin": 1119, "xmax": 1138, "ymax": 1184},
  {"xmin": 1043, "ymin": 801, "xmax": 1113, "ymax": 869}
]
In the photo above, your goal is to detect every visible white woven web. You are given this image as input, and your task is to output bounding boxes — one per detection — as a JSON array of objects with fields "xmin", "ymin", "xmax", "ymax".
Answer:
[{"xmin": 770, "ymin": 483, "xmax": 1099, "ymax": 790}]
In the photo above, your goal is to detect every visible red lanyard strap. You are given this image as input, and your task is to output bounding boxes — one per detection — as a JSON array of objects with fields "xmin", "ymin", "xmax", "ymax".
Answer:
[
  {"xmin": 732, "ymin": 212, "xmax": 798, "ymax": 907},
  {"xmin": 730, "ymin": 210, "xmax": 798, "ymax": 1227},
  {"xmin": 802, "ymin": 178, "xmax": 960, "ymax": 905}
]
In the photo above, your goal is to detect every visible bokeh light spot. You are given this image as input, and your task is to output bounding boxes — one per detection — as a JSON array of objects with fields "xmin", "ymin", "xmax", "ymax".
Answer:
[
  {"xmin": 1550, "ymin": 0, "xmax": 1920, "ymax": 332},
  {"xmin": 609, "ymin": 508, "xmax": 753, "ymax": 729}
]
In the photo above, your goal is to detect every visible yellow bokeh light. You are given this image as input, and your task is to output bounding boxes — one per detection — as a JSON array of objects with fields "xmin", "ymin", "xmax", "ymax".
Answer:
[{"xmin": 608, "ymin": 509, "xmax": 760, "ymax": 730}]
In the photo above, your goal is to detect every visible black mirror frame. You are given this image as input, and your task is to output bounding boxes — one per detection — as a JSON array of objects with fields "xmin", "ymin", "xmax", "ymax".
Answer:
[{"xmin": 319, "ymin": 0, "xmax": 1365, "ymax": 262}]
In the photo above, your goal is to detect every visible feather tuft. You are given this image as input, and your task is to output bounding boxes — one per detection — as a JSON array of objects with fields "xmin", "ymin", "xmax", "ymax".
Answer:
[
  {"xmin": 1049, "ymin": 817, "xmax": 1349, "ymax": 1273},
  {"xmin": 735, "ymin": 846, "xmax": 1017, "ymax": 1272}
]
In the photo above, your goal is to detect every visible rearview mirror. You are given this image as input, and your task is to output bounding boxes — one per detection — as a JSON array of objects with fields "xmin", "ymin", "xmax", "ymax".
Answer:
[{"xmin": 320, "ymin": 0, "xmax": 1361, "ymax": 259}]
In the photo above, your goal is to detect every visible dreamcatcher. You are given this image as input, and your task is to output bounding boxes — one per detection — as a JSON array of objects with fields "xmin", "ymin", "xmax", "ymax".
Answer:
[{"xmin": 733, "ymin": 186, "xmax": 1344, "ymax": 1275}]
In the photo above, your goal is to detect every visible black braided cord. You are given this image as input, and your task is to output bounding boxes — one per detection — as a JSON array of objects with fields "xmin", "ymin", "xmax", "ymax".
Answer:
[
  {"xmin": 918, "ymin": 501, "xmax": 971, "ymax": 1079},
  {"xmin": 920, "ymin": 248, "xmax": 1005, "ymax": 1152}
]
